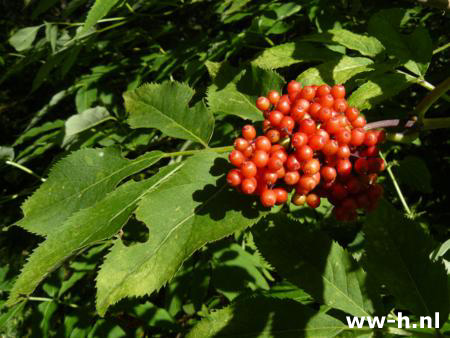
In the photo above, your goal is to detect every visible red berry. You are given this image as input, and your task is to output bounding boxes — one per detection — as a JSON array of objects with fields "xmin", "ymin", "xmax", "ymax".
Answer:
[
  {"xmin": 306, "ymin": 193, "xmax": 320, "ymax": 208},
  {"xmin": 318, "ymin": 94, "xmax": 334, "ymax": 108},
  {"xmin": 234, "ymin": 138, "xmax": 249, "ymax": 152},
  {"xmin": 294, "ymin": 98, "xmax": 310, "ymax": 111},
  {"xmin": 286, "ymin": 154, "xmax": 301, "ymax": 171},
  {"xmin": 277, "ymin": 96, "xmax": 291, "ymax": 114},
  {"xmin": 255, "ymin": 136, "xmax": 272, "ymax": 152},
  {"xmin": 308, "ymin": 134, "xmax": 326, "ymax": 151},
  {"xmin": 227, "ymin": 169, "xmax": 242, "ymax": 187},
  {"xmin": 324, "ymin": 116, "xmax": 341, "ymax": 134},
  {"xmin": 262, "ymin": 119, "xmax": 271, "ymax": 132},
  {"xmin": 298, "ymin": 175, "xmax": 316, "ymax": 192},
  {"xmin": 350, "ymin": 128, "xmax": 365, "ymax": 146},
  {"xmin": 242, "ymin": 145, "xmax": 253, "ymax": 158},
  {"xmin": 308, "ymin": 102, "xmax": 322, "ymax": 119},
  {"xmin": 292, "ymin": 132, "xmax": 308, "ymax": 148},
  {"xmin": 242, "ymin": 125, "xmax": 256, "ymax": 140},
  {"xmin": 268, "ymin": 90, "xmax": 281, "ymax": 105},
  {"xmin": 241, "ymin": 161, "xmax": 257, "ymax": 178},
  {"xmin": 299, "ymin": 119, "xmax": 316, "ymax": 135},
  {"xmin": 279, "ymin": 116, "xmax": 295, "ymax": 132},
  {"xmin": 336, "ymin": 129, "xmax": 351, "ymax": 144},
  {"xmin": 290, "ymin": 105, "xmax": 306, "ymax": 122},
  {"xmin": 274, "ymin": 188, "xmax": 288, "ymax": 204},
  {"xmin": 264, "ymin": 171, "xmax": 278, "ymax": 185},
  {"xmin": 252, "ymin": 150, "xmax": 269, "ymax": 168},
  {"xmin": 345, "ymin": 107, "xmax": 359, "ymax": 122},
  {"xmin": 267, "ymin": 156, "xmax": 283, "ymax": 171},
  {"xmin": 346, "ymin": 176, "xmax": 362, "ymax": 194},
  {"xmin": 331, "ymin": 183, "xmax": 348, "ymax": 201},
  {"xmin": 352, "ymin": 115, "xmax": 366, "ymax": 128},
  {"xmin": 256, "ymin": 97, "xmax": 270, "ymax": 111},
  {"xmin": 317, "ymin": 84, "xmax": 331, "ymax": 96},
  {"xmin": 287, "ymin": 80, "xmax": 302, "ymax": 94},
  {"xmin": 275, "ymin": 166, "xmax": 286, "ymax": 178},
  {"xmin": 337, "ymin": 145, "xmax": 351, "ymax": 158},
  {"xmin": 337, "ymin": 159, "xmax": 352, "ymax": 176},
  {"xmin": 354, "ymin": 158, "xmax": 369, "ymax": 174},
  {"xmin": 322, "ymin": 139, "xmax": 339, "ymax": 156},
  {"xmin": 330, "ymin": 84, "xmax": 345, "ymax": 99},
  {"xmin": 292, "ymin": 193, "xmax": 306, "ymax": 206},
  {"xmin": 265, "ymin": 129, "xmax": 280, "ymax": 143},
  {"xmin": 269, "ymin": 110, "xmax": 284, "ymax": 126},
  {"xmin": 241, "ymin": 178, "xmax": 257, "ymax": 194},
  {"xmin": 300, "ymin": 86, "xmax": 316, "ymax": 100},
  {"xmin": 272, "ymin": 149, "xmax": 288, "ymax": 163},
  {"xmin": 318, "ymin": 107, "xmax": 333, "ymax": 122},
  {"xmin": 303, "ymin": 158, "xmax": 320, "ymax": 175},
  {"xmin": 333, "ymin": 98, "xmax": 348, "ymax": 113},
  {"xmin": 296, "ymin": 145, "xmax": 314, "ymax": 161},
  {"xmin": 368, "ymin": 158, "xmax": 385, "ymax": 173},
  {"xmin": 364, "ymin": 131, "xmax": 378, "ymax": 146},
  {"xmin": 284, "ymin": 171, "xmax": 300, "ymax": 185},
  {"xmin": 321, "ymin": 166, "xmax": 337, "ymax": 182},
  {"xmin": 261, "ymin": 189, "xmax": 277, "ymax": 207},
  {"xmin": 315, "ymin": 129, "xmax": 330, "ymax": 143},
  {"xmin": 229, "ymin": 150, "xmax": 245, "ymax": 167}
]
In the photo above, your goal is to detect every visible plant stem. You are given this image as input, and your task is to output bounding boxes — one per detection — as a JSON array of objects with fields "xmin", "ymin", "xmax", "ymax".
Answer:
[
  {"xmin": 380, "ymin": 153, "xmax": 412, "ymax": 217},
  {"xmin": 396, "ymin": 70, "xmax": 450, "ymax": 102},
  {"xmin": 162, "ymin": 146, "xmax": 233, "ymax": 158},
  {"xmin": 422, "ymin": 116, "xmax": 450, "ymax": 130},
  {"xmin": 433, "ymin": 41, "xmax": 450, "ymax": 55},
  {"xmin": 416, "ymin": 76, "xmax": 450, "ymax": 121},
  {"xmin": 5, "ymin": 160, "xmax": 46, "ymax": 182}
]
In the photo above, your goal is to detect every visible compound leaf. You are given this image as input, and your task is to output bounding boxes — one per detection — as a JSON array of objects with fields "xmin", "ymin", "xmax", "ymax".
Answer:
[{"xmin": 125, "ymin": 81, "xmax": 214, "ymax": 147}]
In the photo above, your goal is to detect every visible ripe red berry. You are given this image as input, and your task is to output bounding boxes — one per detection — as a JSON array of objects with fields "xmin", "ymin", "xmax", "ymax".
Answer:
[
  {"xmin": 269, "ymin": 110, "xmax": 284, "ymax": 126},
  {"xmin": 364, "ymin": 131, "xmax": 378, "ymax": 146},
  {"xmin": 324, "ymin": 116, "xmax": 341, "ymax": 134},
  {"xmin": 290, "ymin": 105, "xmax": 306, "ymax": 122},
  {"xmin": 275, "ymin": 166, "xmax": 286, "ymax": 178},
  {"xmin": 242, "ymin": 125, "xmax": 256, "ymax": 141},
  {"xmin": 337, "ymin": 159, "xmax": 352, "ymax": 176},
  {"xmin": 306, "ymin": 193, "xmax": 320, "ymax": 208},
  {"xmin": 277, "ymin": 96, "xmax": 291, "ymax": 114},
  {"xmin": 292, "ymin": 132, "xmax": 308, "ymax": 148},
  {"xmin": 354, "ymin": 158, "xmax": 369, "ymax": 174},
  {"xmin": 296, "ymin": 145, "xmax": 314, "ymax": 161},
  {"xmin": 279, "ymin": 116, "xmax": 295, "ymax": 132},
  {"xmin": 298, "ymin": 175, "xmax": 316, "ymax": 192},
  {"xmin": 274, "ymin": 188, "xmax": 288, "ymax": 204},
  {"xmin": 272, "ymin": 149, "xmax": 288, "ymax": 163},
  {"xmin": 346, "ymin": 176, "xmax": 362, "ymax": 194},
  {"xmin": 322, "ymin": 139, "xmax": 339, "ymax": 156},
  {"xmin": 352, "ymin": 115, "xmax": 366, "ymax": 128},
  {"xmin": 265, "ymin": 129, "xmax": 280, "ymax": 143},
  {"xmin": 241, "ymin": 161, "xmax": 257, "ymax": 178},
  {"xmin": 318, "ymin": 94, "xmax": 334, "ymax": 108},
  {"xmin": 318, "ymin": 107, "xmax": 333, "ymax": 122},
  {"xmin": 303, "ymin": 158, "xmax": 320, "ymax": 175},
  {"xmin": 361, "ymin": 146, "xmax": 379, "ymax": 157},
  {"xmin": 345, "ymin": 107, "xmax": 359, "ymax": 122},
  {"xmin": 267, "ymin": 156, "xmax": 283, "ymax": 171},
  {"xmin": 299, "ymin": 119, "xmax": 316, "ymax": 135},
  {"xmin": 286, "ymin": 154, "xmax": 301, "ymax": 171},
  {"xmin": 336, "ymin": 129, "xmax": 351, "ymax": 144},
  {"xmin": 321, "ymin": 166, "xmax": 337, "ymax": 182},
  {"xmin": 252, "ymin": 150, "xmax": 269, "ymax": 168},
  {"xmin": 300, "ymin": 86, "xmax": 316, "ymax": 100},
  {"xmin": 264, "ymin": 171, "xmax": 278, "ymax": 185},
  {"xmin": 234, "ymin": 138, "xmax": 249, "ymax": 152},
  {"xmin": 350, "ymin": 128, "xmax": 365, "ymax": 146},
  {"xmin": 284, "ymin": 171, "xmax": 300, "ymax": 185},
  {"xmin": 317, "ymin": 84, "xmax": 331, "ymax": 96},
  {"xmin": 294, "ymin": 98, "xmax": 310, "ymax": 111},
  {"xmin": 331, "ymin": 183, "xmax": 348, "ymax": 201},
  {"xmin": 242, "ymin": 145, "xmax": 253, "ymax": 158},
  {"xmin": 308, "ymin": 134, "xmax": 326, "ymax": 151},
  {"xmin": 227, "ymin": 169, "xmax": 242, "ymax": 187},
  {"xmin": 308, "ymin": 102, "xmax": 322, "ymax": 119},
  {"xmin": 287, "ymin": 80, "xmax": 302, "ymax": 94},
  {"xmin": 256, "ymin": 97, "xmax": 270, "ymax": 111},
  {"xmin": 261, "ymin": 189, "xmax": 277, "ymax": 207},
  {"xmin": 330, "ymin": 84, "xmax": 345, "ymax": 99},
  {"xmin": 268, "ymin": 90, "xmax": 280, "ymax": 105},
  {"xmin": 337, "ymin": 145, "xmax": 351, "ymax": 158},
  {"xmin": 255, "ymin": 136, "xmax": 272, "ymax": 152},
  {"xmin": 241, "ymin": 178, "xmax": 257, "ymax": 194},
  {"xmin": 315, "ymin": 129, "xmax": 330, "ymax": 143},
  {"xmin": 333, "ymin": 98, "xmax": 348, "ymax": 113},
  {"xmin": 229, "ymin": 150, "xmax": 245, "ymax": 167}
]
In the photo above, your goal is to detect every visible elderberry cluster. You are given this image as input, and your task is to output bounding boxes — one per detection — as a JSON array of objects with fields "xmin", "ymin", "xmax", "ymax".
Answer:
[{"xmin": 226, "ymin": 81, "xmax": 385, "ymax": 221}]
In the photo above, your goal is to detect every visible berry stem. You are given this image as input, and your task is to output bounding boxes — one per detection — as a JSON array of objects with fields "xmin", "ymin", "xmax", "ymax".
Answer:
[
  {"xmin": 5, "ymin": 160, "xmax": 46, "ymax": 182},
  {"xmin": 415, "ymin": 75, "xmax": 450, "ymax": 121},
  {"xmin": 163, "ymin": 145, "xmax": 234, "ymax": 158},
  {"xmin": 380, "ymin": 152, "xmax": 413, "ymax": 217}
]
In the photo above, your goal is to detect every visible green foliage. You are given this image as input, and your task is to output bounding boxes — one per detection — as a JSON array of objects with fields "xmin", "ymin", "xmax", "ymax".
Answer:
[{"xmin": 1, "ymin": 0, "xmax": 449, "ymax": 336}]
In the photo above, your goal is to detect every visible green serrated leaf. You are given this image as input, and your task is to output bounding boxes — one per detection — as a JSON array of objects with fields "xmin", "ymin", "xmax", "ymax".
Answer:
[
  {"xmin": 207, "ymin": 63, "xmax": 285, "ymax": 121},
  {"xmin": 348, "ymin": 73, "xmax": 413, "ymax": 111},
  {"xmin": 75, "ymin": 86, "xmax": 98, "ymax": 113},
  {"xmin": 396, "ymin": 156, "xmax": 432, "ymax": 193},
  {"xmin": 296, "ymin": 56, "xmax": 373, "ymax": 86},
  {"xmin": 0, "ymin": 302, "xmax": 26, "ymax": 331},
  {"xmin": 125, "ymin": 81, "xmax": 214, "ymax": 147},
  {"xmin": 253, "ymin": 214, "xmax": 382, "ymax": 317},
  {"xmin": 303, "ymin": 29, "xmax": 385, "ymax": 58},
  {"xmin": 9, "ymin": 26, "xmax": 42, "ymax": 52},
  {"xmin": 96, "ymin": 152, "xmax": 267, "ymax": 316},
  {"xmin": 17, "ymin": 148, "xmax": 164, "ymax": 236},
  {"xmin": 63, "ymin": 106, "xmax": 112, "ymax": 147},
  {"xmin": 77, "ymin": 0, "xmax": 120, "ymax": 37},
  {"xmin": 7, "ymin": 163, "xmax": 183, "ymax": 306},
  {"xmin": 368, "ymin": 9, "xmax": 432, "ymax": 77},
  {"xmin": 363, "ymin": 200, "xmax": 449, "ymax": 326},
  {"xmin": 252, "ymin": 42, "xmax": 340, "ymax": 69},
  {"xmin": 187, "ymin": 296, "xmax": 345, "ymax": 338}
]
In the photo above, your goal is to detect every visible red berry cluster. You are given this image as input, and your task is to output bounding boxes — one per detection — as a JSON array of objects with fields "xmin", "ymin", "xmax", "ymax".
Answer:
[{"xmin": 226, "ymin": 81, "xmax": 385, "ymax": 221}]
